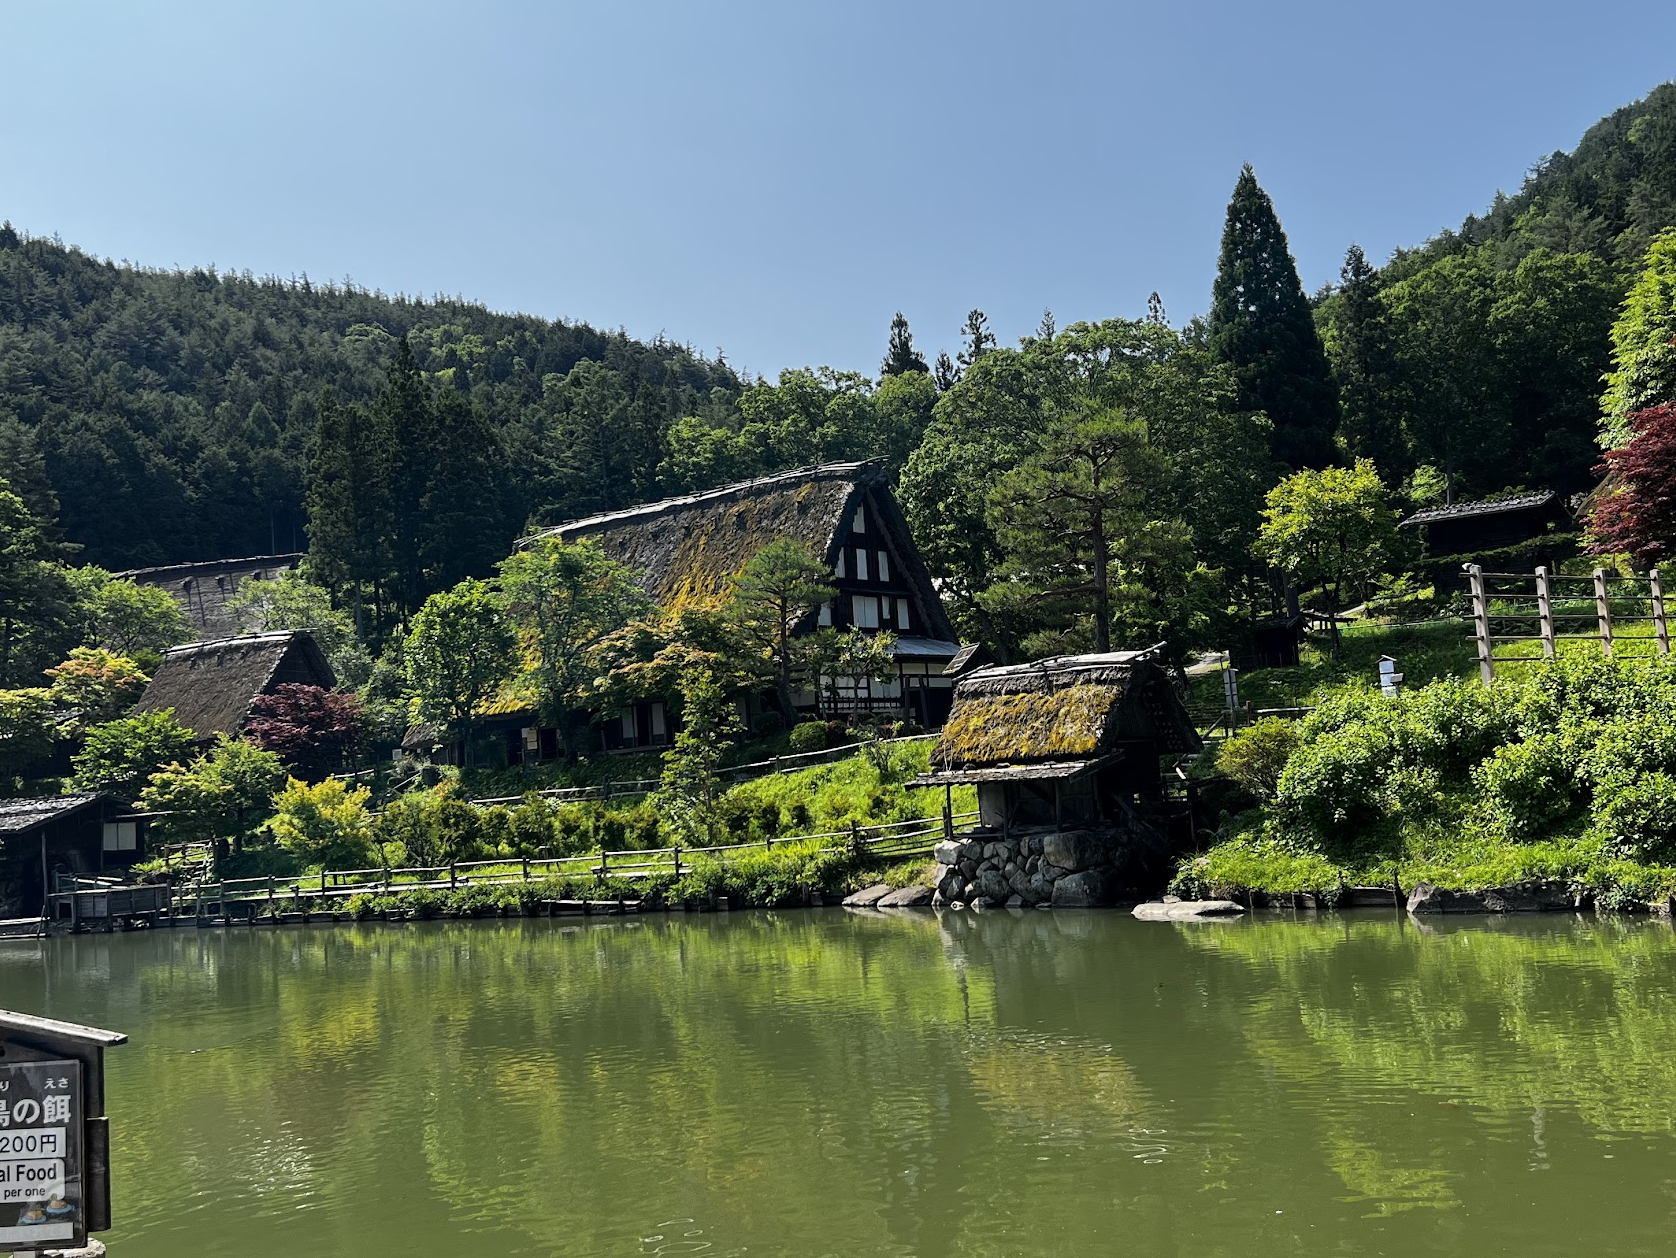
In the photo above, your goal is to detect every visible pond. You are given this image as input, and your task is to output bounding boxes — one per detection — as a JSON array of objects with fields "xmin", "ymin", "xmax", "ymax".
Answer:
[{"xmin": 7, "ymin": 908, "xmax": 1676, "ymax": 1256}]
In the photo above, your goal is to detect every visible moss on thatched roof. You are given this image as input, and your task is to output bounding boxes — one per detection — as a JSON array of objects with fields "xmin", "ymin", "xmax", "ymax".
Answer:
[
  {"xmin": 937, "ymin": 684, "xmax": 1120, "ymax": 765},
  {"xmin": 529, "ymin": 462, "xmax": 956, "ymax": 639},
  {"xmin": 928, "ymin": 650, "xmax": 1200, "ymax": 768},
  {"xmin": 132, "ymin": 631, "xmax": 334, "ymax": 740}
]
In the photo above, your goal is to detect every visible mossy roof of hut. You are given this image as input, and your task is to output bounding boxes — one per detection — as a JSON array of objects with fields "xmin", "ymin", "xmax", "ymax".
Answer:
[{"xmin": 928, "ymin": 649, "xmax": 1201, "ymax": 768}]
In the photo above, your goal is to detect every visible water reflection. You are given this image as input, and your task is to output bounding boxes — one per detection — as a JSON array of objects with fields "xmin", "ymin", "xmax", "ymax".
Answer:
[{"xmin": 8, "ymin": 911, "xmax": 1676, "ymax": 1255}]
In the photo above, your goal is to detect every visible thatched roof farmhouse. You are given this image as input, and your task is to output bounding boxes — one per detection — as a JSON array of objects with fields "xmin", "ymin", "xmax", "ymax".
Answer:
[
  {"xmin": 132, "ymin": 630, "xmax": 334, "ymax": 742},
  {"xmin": 531, "ymin": 461, "xmax": 965, "ymax": 741},
  {"xmin": 116, "ymin": 553, "xmax": 303, "ymax": 640}
]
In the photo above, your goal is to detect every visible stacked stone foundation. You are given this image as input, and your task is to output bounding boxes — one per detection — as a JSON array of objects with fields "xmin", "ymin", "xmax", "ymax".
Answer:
[{"xmin": 932, "ymin": 828, "xmax": 1132, "ymax": 909}]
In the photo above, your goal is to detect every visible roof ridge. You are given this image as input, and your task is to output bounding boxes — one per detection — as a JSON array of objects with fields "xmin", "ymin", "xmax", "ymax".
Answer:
[{"xmin": 530, "ymin": 460, "xmax": 883, "ymax": 540}]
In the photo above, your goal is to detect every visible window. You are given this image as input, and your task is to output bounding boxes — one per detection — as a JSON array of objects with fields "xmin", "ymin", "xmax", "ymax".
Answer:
[
  {"xmin": 834, "ymin": 550, "xmax": 846, "ymax": 578},
  {"xmin": 650, "ymin": 702, "xmax": 667, "ymax": 740},
  {"xmin": 853, "ymin": 504, "xmax": 866, "ymax": 533},
  {"xmin": 818, "ymin": 602, "xmax": 832, "ymax": 626},
  {"xmin": 853, "ymin": 595, "xmax": 881, "ymax": 629},
  {"xmin": 877, "ymin": 551, "xmax": 890, "ymax": 582},
  {"xmin": 897, "ymin": 599, "xmax": 911, "ymax": 630},
  {"xmin": 855, "ymin": 549, "xmax": 869, "ymax": 581},
  {"xmin": 102, "ymin": 821, "xmax": 137, "ymax": 853},
  {"xmin": 619, "ymin": 711, "xmax": 636, "ymax": 740}
]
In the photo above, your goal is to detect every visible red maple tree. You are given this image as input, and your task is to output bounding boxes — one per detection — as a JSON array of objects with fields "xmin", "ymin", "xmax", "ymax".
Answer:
[
  {"xmin": 245, "ymin": 684, "xmax": 364, "ymax": 780},
  {"xmin": 1591, "ymin": 403, "xmax": 1676, "ymax": 567}
]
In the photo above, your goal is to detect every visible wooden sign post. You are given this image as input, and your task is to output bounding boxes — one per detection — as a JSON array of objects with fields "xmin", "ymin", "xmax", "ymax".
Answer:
[{"xmin": 0, "ymin": 1013, "xmax": 125, "ymax": 1257}]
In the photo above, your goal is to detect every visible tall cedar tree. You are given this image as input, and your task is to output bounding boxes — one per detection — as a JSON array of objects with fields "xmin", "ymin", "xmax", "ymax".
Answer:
[
  {"xmin": 957, "ymin": 309, "xmax": 997, "ymax": 369},
  {"xmin": 305, "ymin": 390, "xmax": 388, "ymax": 638},
  {"xmin": 1591, "ymin": 404, "xmax": 1676, "ymax": 565},
  {"xmin": 1332, "ymin": 245, "xmax": 1407, "ymax": 475},
  {"xmin": 1208, "ymin": 165, "xmax": 1339, "ymax": 470},
  {"xmin": 880, "ymin": 312, "xmax": 929, "ymax": 378},
  {"xmin": 375, "ymin": 336, "xmax": 439, "ymax": 620}
]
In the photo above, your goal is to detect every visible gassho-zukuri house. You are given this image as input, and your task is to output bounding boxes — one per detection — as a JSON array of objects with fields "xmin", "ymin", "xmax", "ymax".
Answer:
[
  {"xmin": 131, "ymin": 630, "xmax": 336, "ymax": 744},
  {"xmin": 412, "ymin": 460, "xmax": 966, "ymax": 764}
]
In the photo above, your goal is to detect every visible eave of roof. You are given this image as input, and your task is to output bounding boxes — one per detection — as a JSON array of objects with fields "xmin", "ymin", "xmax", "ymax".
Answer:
[
  {"xmin": 0, "ymin": 793, "xmax": 111, "ymax": 835},
  {"xmin": 910, "ymin": 753, "xmax": 1121, "ymax": 786},
  {"xmin": 1401, "ymin": 491, "xmax": 1557, "ymax": 527}
]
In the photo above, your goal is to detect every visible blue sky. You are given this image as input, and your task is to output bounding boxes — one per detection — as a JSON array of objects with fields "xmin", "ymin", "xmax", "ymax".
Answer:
[{"xmin": 5, "ymin": 1, "xmax": 1674, "ymax": 378}]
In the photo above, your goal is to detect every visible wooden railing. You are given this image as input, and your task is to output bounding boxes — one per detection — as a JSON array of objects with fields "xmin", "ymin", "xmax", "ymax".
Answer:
[
  {"xmin": 172, "ymin": 810, "xmax": 979, "ymax": 913},
  {"xmin": 1466, "ymin": 564, "xmax": 1672, "ymax": 682}
]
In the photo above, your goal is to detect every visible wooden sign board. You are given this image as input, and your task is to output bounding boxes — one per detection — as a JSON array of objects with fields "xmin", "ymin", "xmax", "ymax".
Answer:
[{"xmin": 0, "ymin": 1013, "xmax": 125, "ymax": 1256}]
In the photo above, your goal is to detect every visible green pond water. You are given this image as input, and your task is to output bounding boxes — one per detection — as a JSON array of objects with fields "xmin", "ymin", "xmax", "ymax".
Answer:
[{"xmin": 6, "ymin": 908, "xmax": 1676, "ymax": 1255}]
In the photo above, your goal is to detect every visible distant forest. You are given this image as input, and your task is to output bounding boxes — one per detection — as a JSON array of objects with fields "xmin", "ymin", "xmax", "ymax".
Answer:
[{"xmin": 5, "ymin": 81, "xmax": 1676, "ymax": 625}]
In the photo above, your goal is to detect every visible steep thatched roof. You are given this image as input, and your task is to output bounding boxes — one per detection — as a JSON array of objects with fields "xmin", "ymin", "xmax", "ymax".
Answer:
[
  {"xmin": 928, "ymin": 649, "xmax": 1201, "ymax": 771},
  {"xmin": 116, "ymin": 553, "xmax": 303, "ymax": 640},
  {"xmin": 529, "ymin": 462, "xmax": 956, "ymax": 638},
  {"xmin": 132, "ymin": 631, "xmax": 335, "ymax": 740}
]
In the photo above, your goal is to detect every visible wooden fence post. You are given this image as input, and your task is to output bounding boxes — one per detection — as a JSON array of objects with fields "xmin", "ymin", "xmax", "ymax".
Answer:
[
  {"xmin": 1653, "ymin": 569, "xmax": 1670, "ymax": 656},
  {"xmin": 672, "ymin": 846, "xmax": 682, "ymax": 880},
  {"xmin": 1468, "ymin": 565, "xmax": 1493, "ymax": 684},
  {"xmin": 522, "ymin": 857, "xmax": 530, "ymax": 883},
  {"xmin": 449, "ymin": 862, "xmax": 457, "ymax": 889},
  {"xmin": 1535, "ymin": 566, "xmax": 1557, "ymax": 660},
  {"xmin": 1595, "ymin": 567, "xmax": 1613, "ymax": 658}
]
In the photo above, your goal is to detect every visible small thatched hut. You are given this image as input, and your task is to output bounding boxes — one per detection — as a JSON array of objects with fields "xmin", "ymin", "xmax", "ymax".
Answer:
[
  {"xmin": 131, "ymin": 630, "xmax": 335, "ymax": 742},
  {"xmin": 0, "ymin": 793, "xmax": 141, "ymax": 914},
  {"xmin": 913, "ymin": 648, "xmax": 1201, "ymax": 831}
]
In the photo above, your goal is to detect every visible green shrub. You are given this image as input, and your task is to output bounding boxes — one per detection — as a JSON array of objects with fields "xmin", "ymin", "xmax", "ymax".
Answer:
[
  {"xmin": 1216, "ymin": 718, "xmax": 1302, "ymax": 800},
  {"xmin": 1474, "ymin": 734, "xmax": 1586, "ymax": 841},
  {"xmin": 266, "ymin": 778, "xmax": 375, "ymax": 869},
  {"xmin": 1274, "ymin": 727, "xmax": 1393, "ymax": 855},
  {"xmin": 788, "ymin": 721, "xmax": 827, "ymax": 753},
  {"xmin": 1595, "ymin": 772, "xmax": 1676, "ymax": 863}
]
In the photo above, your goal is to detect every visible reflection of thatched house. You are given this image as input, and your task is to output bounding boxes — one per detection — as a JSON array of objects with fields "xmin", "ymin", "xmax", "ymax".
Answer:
[
  {"xmin": 520, "ymin": 460, "xmax": 964, "ymax": 752},
  {"xmin": 116, "ymin": 553, "xmax": 303, "ymax": 640},
  {"xmin": 912, "ymin": 649, "xmax": 1201, "ymax": 831},
  {"xmin": 132, "ymin": 630, "xmax": 335, "ymax": 743}
]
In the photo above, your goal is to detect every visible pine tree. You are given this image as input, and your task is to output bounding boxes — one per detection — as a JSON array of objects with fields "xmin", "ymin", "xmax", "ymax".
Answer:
[
  {"xmin": 933, "ymin": 351, "xmax": 960, "ymax": 392},
  {"xmin": 304, "ymin": 390, "xmax": 389, "ymax": 639},
  {"xmin": 1208, "ymin": 165, "xmax": 1339, "ymax": 470},
  {"xmin": 957, "ymin": 309, "xmax": 997, "ymax": 369},
  {"xmin": 1331, "ymin": 245, "xmax": 1407, "ymax": 476},
  {"xmin": 880, "ymin": 312, "xmax": 928, "ymax": 378},
  {"xmin": 421, "ymin": 391, "xmax": 512, "ymax": 593}
]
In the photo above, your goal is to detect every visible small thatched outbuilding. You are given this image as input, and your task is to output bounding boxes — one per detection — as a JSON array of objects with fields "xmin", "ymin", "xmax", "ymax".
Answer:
[
  {"xmin": 0, "ymin": 793, "xmax": 142, "ymax": 914},
  {"xmin": 132, "ymin": 630, "xmax": 335, "ymax": 742},
  {"xmin": 913, "ymin": 648, "xmax": 1201, "ymax": 831}
]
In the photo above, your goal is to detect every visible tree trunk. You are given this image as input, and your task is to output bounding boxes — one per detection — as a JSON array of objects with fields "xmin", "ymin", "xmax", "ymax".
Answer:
[{"xmin": 1091, "ymin": 507, "xmax": 1111, "ymax": 653}]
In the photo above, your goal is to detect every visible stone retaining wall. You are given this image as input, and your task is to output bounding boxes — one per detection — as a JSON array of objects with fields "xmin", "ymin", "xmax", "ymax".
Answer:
[{"xmin": 931, "ymin": 828, "xmax": 1129, "ymax": 909}]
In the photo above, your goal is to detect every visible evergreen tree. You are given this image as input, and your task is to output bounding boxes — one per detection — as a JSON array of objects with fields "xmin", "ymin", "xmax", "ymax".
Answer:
[
  {"xmin": 1331, "ymin": 244, "xmax": 1407, "ymax": 475},
  {"xmin": 957, "ymin": 309, "xmax": 997, "ymax": 369},
  {"xmin": 373, "ymin": 336, "xmax": 440, "ymax": 620},
  {"xmin": 304, "ymin": 390, "xmax": 389, "ymax": 639},
  {"xmin": 933, "ymin": 351, "xmax": 960, "ymax": 392},
  {"xmin": 421, "ymin": 390, "xmax": 512, "ymax": 593},
  {"xmin": 1208, "ymin": 165, "xmax": 1339, "ymax": 470},
  {"xmin": 880, "ymin": 312, "xmax": 928, "ymax": 378}
]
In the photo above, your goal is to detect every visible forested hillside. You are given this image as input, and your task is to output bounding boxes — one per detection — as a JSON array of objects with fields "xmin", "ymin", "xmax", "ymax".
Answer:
[
  {"xmin": 0, "ymin": 225, "xmax": 742, "ymax": 569},
  {"xmin": 1319, "ymin": 83, "xmax": 1676, "ymax": 500}
]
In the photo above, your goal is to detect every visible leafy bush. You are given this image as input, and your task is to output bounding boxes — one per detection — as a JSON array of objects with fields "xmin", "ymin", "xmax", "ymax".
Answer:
[
  {"xmin": 1216, "ymin": 718, "xmax": 1301, "ymax": 800},
  {"xmin": 1474, "ymin": 733, "xmax": 1586, "ymax": 841},
  {"xmin": 1595, "ymin": 772, "xmax": 1676, "ymax": 863},
  {"xmin": 788, "ymin": 721, "xmax": 827, "ymax": 754},
  {"xmin": 266, "ymin": 778, "xmax": 375, "ymax": 869}
]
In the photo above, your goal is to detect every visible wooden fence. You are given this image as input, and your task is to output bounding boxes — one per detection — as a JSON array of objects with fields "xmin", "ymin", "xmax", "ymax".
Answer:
[
  {"xmin": 1465, "ymin": 564, "xmax": 1671, "ymax": 682},
  {"xmin": 169, "ymin": 809, "xmax": 979, "ymax": 916}
]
